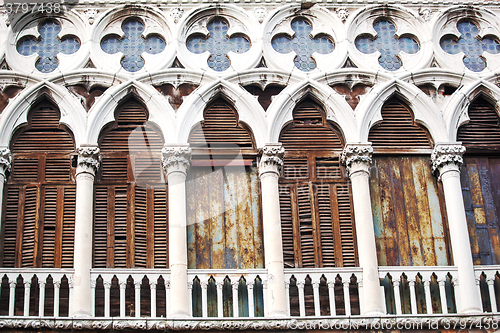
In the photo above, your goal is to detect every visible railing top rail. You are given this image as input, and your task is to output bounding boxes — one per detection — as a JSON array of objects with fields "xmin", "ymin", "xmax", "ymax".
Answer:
[
  {"xmin": 187, "ymin": 269, "xmax": 267, "ymax": 275},
  {"xmin": 284, "ymin": 267, "xmax": 363, "ymax": 274},
  {"xmin": 378, "ymin": 266, "xmax": 458, "ymax": 272},
  {"xmin": 91, "ymin": 268, "xmax": 171, "ymax": 274},
  {"xmin": 0, "ymin": 268, "xmax": 75, "ymax": 274}
]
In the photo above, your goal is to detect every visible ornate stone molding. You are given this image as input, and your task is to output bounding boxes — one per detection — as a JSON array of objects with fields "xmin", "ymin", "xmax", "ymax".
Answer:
[
  {"xmin": 83, "ymin": 8, "xmax": 99, "ymax": 24},
  {"xmin": 341, "ymin": 144, "xmax": 372, "ymax": 175},
  {"xmin": 336, "ymin": 8, "xmax": 349, "ymax": 22},
  {"xmin": 0, "ymin": 148, "xmax": 11, "ymax": 177},
  {"xmin": 431, "ymin": 144, "xmax": 466, "ymax": 174},
  {"xmin": 76, "ymin": 147, "xmax": 100, "ymax": 176},
  {"xmin": 161, "ymin": 145, "xmax": 192, "ymax": 176},
  {"xmin": 259, "ymin": 144, "xmax": 284, "ymax": 177},
  {"xmin": 170, "ymin": 8, "xmax": 183, "ymax": 24}
]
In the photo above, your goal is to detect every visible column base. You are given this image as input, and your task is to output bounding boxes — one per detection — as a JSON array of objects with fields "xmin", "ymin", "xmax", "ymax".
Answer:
[
  {"xmin": 460, "ymin": 307, "xmax": 482, "ymax": 315},
  {"xmin": 71, "ymin": 311, "xmax": 93, "ymax": 318},
  {"xmin": 168, "ymin": 311, "xmax": 191, "ymax": 319},
  {"xmin": 362, "ymin": 308, "xmax": 385, "ymax": 316},
  {"xmin": 267, "ymin": 310, "xmax": 288, "ymax": 318}
]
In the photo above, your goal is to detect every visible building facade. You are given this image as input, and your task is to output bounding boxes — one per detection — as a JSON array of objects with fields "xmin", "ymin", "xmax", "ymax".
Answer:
[{"xmin": 0, "ymin": 0, "xmax": 499, "ymax": 330}]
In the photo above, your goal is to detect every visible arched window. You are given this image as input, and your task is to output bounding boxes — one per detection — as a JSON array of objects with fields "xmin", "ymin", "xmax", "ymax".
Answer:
[
  {"xmin": 278, "ymin": 98, "xmax": 357, "ymax": 268},
  {"xmin": 2, "ymin": 100, "xmax": 76, "ymax": 268},
  {"xmin": 368, "ymin": 97, "xmax": 451, "ymax": 266},
  {"xmin": 186, "ymin": 98, "xmax": 263, "ymax": 269},
  {"xmin": 457, "ymin": 96, "xmax": 500, "ymax": 265},
  {"xmin": 94, "ymin": 97, "xmax": 167, "ymax": 268}
]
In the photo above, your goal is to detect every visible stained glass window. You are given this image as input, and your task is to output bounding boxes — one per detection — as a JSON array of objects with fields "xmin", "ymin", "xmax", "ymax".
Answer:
[
  {"xmin": 17, "ymin": 20, "xmax": 80, "ymax": 73},
  {"xmin": 355, "ymin": 20, "xmax": 419, "ymax": 71},
  {"xmin": 440, "ymin": 21, "xmax": 500, "ymax": 72},
  {"xmin": 186, "ymin": 18, "xmax": 250, "ymax": 72},
  {"xmin": 271, "ymin": 18, "xmax": 334, "ymax": 72},
  {"xmin": 101, "ymin": 19, "xmax": 166, "ymax": 72}
]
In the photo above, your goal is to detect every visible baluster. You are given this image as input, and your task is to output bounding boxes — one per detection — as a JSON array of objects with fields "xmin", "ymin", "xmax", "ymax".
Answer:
[
  {"xmin": 247, "ymin": 281, "xmax": 255, "ymax": 318},
  {"xmin": 262, "ymin": 280, "xmax": 268, "ymax": 317},
  {"xmin": 343, "ymin": 280, "xmax": 351, "ymax": 316},
  {"xmin": 39, "ymin": 281, "xmax": 46, "ymax": 317},
  {"xmin": 358, "ymin": 279, "xmax": 364, "ymax": 315},
  {"xmin": 201, "ymin": 281, "xmax": 208, "ymax": 318},
  {"xmin": 186, "ymin": 281, "xmax": 191, "ymax": 317},
  {"xmin": 424, "ymin": 279, "xmax": 433, "ymax": 314},
  {"xmin": 487, "ymin": 278, "xmax": 498, "ymax": 313},
  {"xmin": 150, "ymin": 281, "xmax": 157, "ymax": 318},
  {"xmin": 9, "ymin": 280, "xmax": 16, "ymax": 317},
  {"xmin": 285, "ymin": 281, "xmax": 290, "ymax": 316},
  {"xmin": 54, "ymin": 281, "xmax": 61, "ymax": 317},
  {"xmin": 476, "ymin": 278, "xmax": 483, "ymax": 312},
  {"xmin": 453, "ymin": 279, "xmax": 460, "ymax": 313},
  {"xmin": 438, "ymin": 279, "xmax": 448, "ymax": 314},
  {"xmin": 103, "ymin": 281, "xmax": 111, "ymax": 317},
  {"xmin": 90, "ymin": 280, "xmax": 96, "ymax": 317},
  {"xmin": 68, "ymin": 277, "xmax": 74, "ymax": 317},
  {"xmin": 23, "ymin": 280, "xmax": 31, "ymax": 317},
  {"xmin": 380, "ymin": 285, "xmax": 387, "ymax": 314},
  {"xmin": 408, "ymin": 279, "xmax": 418, "ymax": 315},
  {"xmin": 119, "ymin": 281, "xmax": 127, "ymax": 318},
  {"xmin": 328, "ymin": 281, "xmax": 336, "ymax": 316},
  {"xmin": 134, "ymin": 281, "xmax": 141, "ymax": 318},
  {"xmin": 232, "ymin": 281, "xmax": 238, "ymax": 318},
  {"xmin": 312, "ymin": 281, "xmax": 320, "ymax": 317},
  {"xmin": 393, "ymin": 280, "xmax": 402, "ymax": 315},
  {"xmin": 297, "ymin": 281, "xmax": 305, "ymax": 317},
  {"xmin": 216, "ymin": 280, "xmax": 223, "ymax": 318},
  {"xmin": 166, "ymin": 280, "xmax": 171, "ymax": 317}
]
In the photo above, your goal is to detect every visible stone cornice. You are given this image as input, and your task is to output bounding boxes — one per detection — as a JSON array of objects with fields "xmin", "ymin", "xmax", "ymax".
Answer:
[
  {"xmin": 161, "ymin": 145, "xmax": 192, "ymax": 176},
  {"xmin": 259, "ymin": 144, "xmax": 285, "ymax": 177},
  {"xmin": 431, "ymin": 143, "xmax": 466, "ymax": 174},
  {"xmin": 77, "ymin": 147, "xmax": 100, "ymax": 176}
]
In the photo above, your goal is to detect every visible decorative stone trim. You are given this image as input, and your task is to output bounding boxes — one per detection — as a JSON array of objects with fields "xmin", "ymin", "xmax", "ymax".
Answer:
[
  {"xmin": 0, "ymin": 316, "xmax": 496, "ymax": 330},
  {"xmin": 431, "ymin": 144, "xmax": 466, "ymax": 174},
  {"xmin": 161, "ymin": 145, "xmax": 192, "ymax": 176},
  {"xmin": 259, "ymin": 144, "xmax": 285, "ymax": 177},
  {"xmin": 76, "ymin": 147, "xmax": 100, "ymax": 176},
  {"xmin": 341, "ymin": 144, "xmax": 372, "ymax": 174},
  {"xmin": 0, "ymin": 148, "xmax": 11, "ymax": 176}
]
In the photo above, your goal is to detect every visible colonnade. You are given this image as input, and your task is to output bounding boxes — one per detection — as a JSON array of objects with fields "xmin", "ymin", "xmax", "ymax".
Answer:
[{"xmin": 0, "ymin": 142, "xmax": 483, "ymax": 317}]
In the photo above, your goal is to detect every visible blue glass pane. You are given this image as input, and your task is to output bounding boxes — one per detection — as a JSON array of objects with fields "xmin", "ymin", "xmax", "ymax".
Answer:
[
  {"xmin": 271, "ymin": 18, "xmax": 334, "ymax": 72},
  {"xmin": 186, "ymin": 18, "xmax": 251, "ymax": 72},
  {"xmin": 16, "ymin": 20, "xmax": 80, "ymax": 73},
  {"xmin": 100, "ymin": 19, "xmax": 166, "ymax": 72},
  {"xmin": 355, "ymin": 20, "xmax": 419, "ymax": 71},
  {"xmin": 440, "ymin": 20, "xmax": 500, "ymax": 72}
]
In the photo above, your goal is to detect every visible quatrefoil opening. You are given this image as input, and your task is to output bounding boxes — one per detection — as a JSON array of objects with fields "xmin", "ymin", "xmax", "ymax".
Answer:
[
  {"xmin": 100, "ymin": 19, "xmax": 166, "ymax": 72},
  {"xmin": 271, "ymin": 18, "xmax": 334, "ymax": 72},
  {"xmin": 186, "ymin": 18, "xmax": 251, "ymax": 72},
  {"xmin": 440, "ymin": 20, "xmax": 500, "ymax": 72},
  {"xmin": 17, "ymin": 20, "xmax": 81, "ymax": 73},
  {"xmin": 355, "ymin": 20, "xmax": 420, "ymax": 71}
]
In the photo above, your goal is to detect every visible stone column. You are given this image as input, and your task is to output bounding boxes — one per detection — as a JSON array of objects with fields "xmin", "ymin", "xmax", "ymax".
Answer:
[
  {"xmin": 72, "ymin": 147, "xmax": 100, "ymax": 317},
  {"xmin": 431, "ymin": 144, "xmax": 481, "ymax": 314},
  {"xmin": 341, "ymin": 143, "xmax": 385, "ymax": 316},
  {"xmin": 258, "ymin": 144, "xmax": 287, "ymax": 317},
  {"xmin": 0, "ymin": 148, "xmax": 11, "ymax": 231},
  {"xmin": 162, "ymin": 145, "xmax": 191, "ymax": 318}
]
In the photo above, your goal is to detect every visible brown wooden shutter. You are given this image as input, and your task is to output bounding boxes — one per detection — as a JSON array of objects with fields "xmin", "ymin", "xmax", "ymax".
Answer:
[
  {"xmin": 458, "ymin": 97, "xmax": 500, "ymax": 150},
  {"xmin": 61, "ymin": 186, "xmax": 76, "ymax": 268},
  {"xmin": 11, "ymin": 159, "xmax": 38, "ymax": 182},
  {"xmin": 336, "ymin": 186, "xmax": 356, "ymax": 267},
  {"xmin": 2, "ymin": 187, "xmax": 19, "ymax": 267},
  {"xmin": 22, "ymin": 186, "xmax": 38, "ymax": 267},
  {"xmin": 188, "ymin": 99, "xmax": 254, "ymax": 149},
  {"xmin": 297, "ymin": 184, "xmax": 315, "ymax": 267},
  {"xmin": 153, "ymin": 187, "xmax": 168, "ymax": 268},
  {"xmin": 317, "ymin": 184, "xmax": 335, "ymax": 267},
  {"xmin": 279, "ymin": 186, "xmax": 295, "ymax": 268},
  {"xmin": 113, "ymin": 187, "xmax": 128, "ymax": 268},
  {"xmin": 42, "ymin": 187, "xmax": 57, "ymax": 267},
  {"xmin": 134, "ymin": 187, "xmax": 148, "ymax": 268},
  {"xmin": 369, "ymin": 98, "xmax": 432, "ymax": 149},
  {"xmin": 93, "ymin": 186, "xmax": 109, "ymax": 268}
]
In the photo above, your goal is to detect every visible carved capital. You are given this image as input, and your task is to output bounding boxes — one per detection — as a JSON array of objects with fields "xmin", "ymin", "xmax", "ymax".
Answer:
[
  {"xmin": 431, "ymin": 144, "xmax": 465, "ymax": 175},
  {"xmin": 90, "ymin": 280, "xmax": 96, "ymax": 289},
  {"xmin": 134, "ymin": 281, "xmax": 142, "ymax": 289},
  {"xmin": 438, "ymin": 278, "xmax": 446, "ymax": 287},
  {"xmin": 486, "ymin": 278, "xmax": 495, "ymax": 286},
  {"xmin": 247, "ymin": 281, "xmax": 254, "ymax": 289},
  {"xmin": 76, "ymin": 147, "xmax": 100, "ymax": 176},
  {"xmin": 312, "ymin": 281, "xmax": 320, "ymax": 289},
  {"xmin": 341, "ymin": 143, "xmax": 372, "ymax": 176},
  {"xmin": 231, "ymin": 281, "xmax": 239, "ymax": 289},
  {"xmin": 150, "ymin": 281, "xmax": 157, "ymax": 289},
  {"xmin": 259, "ymin": 144, "xmax": 284, "ymax": 177},
  {"xmin": 103, "ymin": 281, "xmax": 111, "ymax": 289},
  {"xmin": 296, "ymin": 281, "xmax": 305, "ymax": 289},
  {"xmin": 393, "ymin": 280, "xmax": 400, "ymax": 287},
  {"xmin": 0, "ymin": 148, "xmax": 11, "ymax": 178},
  {"xmin": 161, "ymin": 145, "xmax": 191, "ymax": 176}
]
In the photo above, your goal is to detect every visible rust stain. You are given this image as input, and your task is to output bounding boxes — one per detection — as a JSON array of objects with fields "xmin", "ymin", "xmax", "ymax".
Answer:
[
  {"xmin": 0, "ymin": 85, "xmax": 22, "ymax": 113},
  {"xmin": 331, "ymin": 83, "xmax": 371, "ymax": 110},
  {"xmin": 67, "ymin": 84, "xmax": 106, "ymax": 111},
  {"xmin": 155, "ymin": 83, "xmax": 197, "ymax": 111}
]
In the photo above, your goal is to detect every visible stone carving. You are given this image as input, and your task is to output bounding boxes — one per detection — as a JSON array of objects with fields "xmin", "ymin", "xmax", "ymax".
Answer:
[
  {"xmin": 0, "ymin": 148, "xmax": 11, "ymax": 176},
  {"xmin": 431, "ymin": 144, "xmax": 466, "ymax": 173},
  {"xmin": 1, "ymin": 10, "xmax": 10, "ymax": 26},
  {"xmin": 336, "ymin": 8, "xmax": 349, "ymax": 22},
  {"xmin": 84, "ymin": 8, "xmax": 99, "ymax": 25},
  {"xmin": 161, "ymin": 146, "xmax": 192, "ymax": 175},
  {"xmin": 252, "ymin": 7, "xmax": 268, "ymax": 24},
  {"xmin": 77, "ymin": 147, "xmax": 100, "ymax": 175},
  {"xmin": 170, "ymin": 8, "xmax": 184, "ymax": 24},
  {"xmin": 418, "ymin": 8, "xmax": 432, "ymax": 22},
  {"xmin": 341, "ymin": 144, "xmax": 373, "ymax": 173},
  {"xmin": 259, "ymin": 144, "xmax": 285, "ymax": 175}
]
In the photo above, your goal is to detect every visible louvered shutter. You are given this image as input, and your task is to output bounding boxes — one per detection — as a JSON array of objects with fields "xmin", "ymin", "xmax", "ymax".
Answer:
[
  {"xmin": 42, "ymin": 187, "xmax": 57, "ymax": 267},
  {"xmin": 317, "ymin": 184, "xmax": 335, "ymax": 267},
  {"xmin": 2, "ymin": 187, "xmax": 19, "ymax": 267},
  {"xmin": 134, "ymin": 187, "xmax": 148, "ymax": 268},
  {"xmin": 336, "ymin": 186, "xmax": 356, "ymax": 267},
  {"xmin": 93, "ymin": 187, "xmax": 109, "ymax": 268},
  {"xmin": 458, "ymin": 97, "xmax": 500, "ymax": 150},
  {"xmin": 22, "ymin": 186, "xmax": 38, "ymax": 267},
  {"xmin": 279, "ymin": 186, "xmax": 295, "ymax": 268},
  {"xmin": 113, "ymin": 187, "xmax": 128, "ymax": 268},
  {"xmin": 153, "ymin": 187, "xmax": 168, "ymax": 268},
  {"xmin": 61, "ymin": 186, "xmax": 75, "ymax": 267}
]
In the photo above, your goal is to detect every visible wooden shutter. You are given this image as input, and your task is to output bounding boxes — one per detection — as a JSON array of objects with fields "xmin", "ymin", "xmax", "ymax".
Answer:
[
  {"xmin": 11, "ymin": 159, "xmax": 38, "ymax": 182},
  {"xmin": 22, "ymin": 186, "xmax": 38, "ymax": 267},
  {"xmin": 93, "ymin": 186, "xmax": 109, "ymax": 268},
  {"xmin": 61, "ymin": 186, "xmax": 76, "ymax": 268},
  {"xmin": 134, "ymin": 187, "xmax": 148, "ymax": 268},
  {"xmin": 42, "ymin": 187, "xmax": 57, "ymax": 267},
  {"xmin": 188, "ymin": 99, "xmax": 254, "ymax": 149},
  {"xmin": 369, "ymin": 98, "xmax": 432, "ymax": 149},
  {"xmin": 458, "ymin": 97, "xmax": 500, "ymax": 150},
  {"xmin": 2, "ymin": 187, "xmax": 19, "ymax": 267},
  {"xmin": 153, "ymin": 187, "xmax": 168, "ymax": 268},
  {"xmin": 278, "ymin": 99, "xmax": 356, "ymax": 268},
  {"xmin": 113, "ymin": 187, "xmax": 128, "ymax": 268}
]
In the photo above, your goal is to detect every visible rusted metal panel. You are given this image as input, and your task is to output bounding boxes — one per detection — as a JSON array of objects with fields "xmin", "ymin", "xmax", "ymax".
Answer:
[
  {"xmin": 187, "ymin": 166, "xmax": 263, "ymax": 269},
  {"xmin": 371, "ymin": 156, "xmax": 450, "ymax": 266}
]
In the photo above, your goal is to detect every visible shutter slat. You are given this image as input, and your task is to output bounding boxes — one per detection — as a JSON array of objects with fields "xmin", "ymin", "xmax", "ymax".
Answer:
[
  {"xmin": 279, "ymin": 186, "xmax": 295, "ymax": 268},
  {"xmin": 22, "ymin": 187, "xmax": 38, "ymax": 267},
  {"xmin": 134, "ymin": 187, "xmax": 147, "ymax": 268},
  {"xmin": 93, "ymin": 187, "xmax": 108, "ymax": 268},
  {"xmin": 154, "ymin": 187, "xmax": 168, "ymax": 268},
  {"xmin": 458, "ymin": 97, "xmax": 500, "ymax": 150},
  {"xmin": 42, "ymin": 188, "xmax": 57, "ymax": 267},
  {"xmin": 3, "ymin": 187, "xmax": 20, "ymax": 267},
  {"xmin": 114, "ymin": 187, "xmax": 128, "ymax": 268},
  {"xmin": 61, "ymin": 186, "xmax": 75, "ymax": 268}
]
